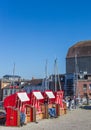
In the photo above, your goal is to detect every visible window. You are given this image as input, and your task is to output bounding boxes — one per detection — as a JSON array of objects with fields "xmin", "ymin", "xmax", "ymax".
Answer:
[
  {"xmin": 5, "ymin": 90, "xmax": 7, "ymax": 95},
  {"xmin": 83, "ymin": 84, "xmax": 87, "ymax": 91},
  {"xmin": 89, "ymin": 84, "xmax": 91, "ymax": 90},
  {"xmin": 10, "ymin": 90, "xmax": 12, "ymax": 95}
]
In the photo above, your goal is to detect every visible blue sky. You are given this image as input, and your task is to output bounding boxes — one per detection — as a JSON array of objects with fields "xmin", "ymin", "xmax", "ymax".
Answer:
[{"xmin": 0, "ymin": 0, "xmax": 91, "ymax": 79}]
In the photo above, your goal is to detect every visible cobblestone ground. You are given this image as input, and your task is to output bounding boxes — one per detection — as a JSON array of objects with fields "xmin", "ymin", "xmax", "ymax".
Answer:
[{"xmin": 0, "ymin": 106, "xmax": 91, "ymax": 130}]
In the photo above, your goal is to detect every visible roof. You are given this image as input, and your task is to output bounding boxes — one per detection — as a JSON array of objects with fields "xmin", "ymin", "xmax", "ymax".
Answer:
[
  {"xmin": 45, "ymin": 91, "xmax": 55, "ymax": 99},
  {"xmin": 17, "ymin": 92, "xmax": 30, "ymax": 102},
  {"xmin": 3, "ymin": 75, "xmax": 21, "ymax": 78},
  {"xmin": 30, "ymin": 79, "xmax": 42, "ymax": 85},
  {"xmin": 33, "ymin": 91, "xmax": 44, "ymax": 99},
  {"xmin": 22, "ymin": 79, "xmax": 43, "ymax": 87},
  {"xmin": 66, "ymin": 40, "xmax": 91, "ymax": 58}
]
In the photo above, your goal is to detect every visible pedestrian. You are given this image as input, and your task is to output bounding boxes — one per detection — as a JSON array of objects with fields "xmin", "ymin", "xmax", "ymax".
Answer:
[
  {"xmin": 74, "ymin": 96, "xmax": 77, "ymax": 109},
  {"xmin": 68, "ymin": 97, "xmax": 72, "ymax": 110},
  {"xmin": 20, "ymin": 103, "xmax": 26, "ymax": 126}
]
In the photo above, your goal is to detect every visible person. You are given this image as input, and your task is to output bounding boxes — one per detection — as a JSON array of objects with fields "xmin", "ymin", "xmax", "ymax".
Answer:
[
  {"xmin": 20, "ymin": 103, "xmax": 26, "ymax": 126},
  {"xmin": 74, "ymin": 96, "xmax": 77, "ymax": 109},
  {"xmin": 68, "ymin": 97, "xmax": 72, "ymax": 110},
  {"xmin": 71, "ymin": 98, "xmax": 75, "ymax": 109},
  {"xmin": 48, "ymin": 104, "xmax": 57, "ymax": 118}
]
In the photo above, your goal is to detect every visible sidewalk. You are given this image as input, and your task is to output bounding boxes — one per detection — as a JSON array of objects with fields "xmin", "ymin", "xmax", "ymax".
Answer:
[{"xmin": 0, "ymin": 107, "xmax": 91, "ymax": 130}]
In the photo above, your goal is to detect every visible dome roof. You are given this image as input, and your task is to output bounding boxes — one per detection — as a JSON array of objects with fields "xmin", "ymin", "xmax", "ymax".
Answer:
[{"xmin": 67, "ymin": 40, "xmax": 91, "ymax": 58}]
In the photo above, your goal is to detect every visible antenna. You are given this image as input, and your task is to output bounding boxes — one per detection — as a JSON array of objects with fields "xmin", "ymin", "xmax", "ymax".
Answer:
[
  {"xmin": 12, "ymin": 62, "xmax": 15, "ymax": 86},
  {"xmin": 13, "ymin": 62, "xmax": 15, "ymax": 77},
  {"xmin": 56, "ymin": 60, "xmax": 61, "ymax": 90},
  {"xmin": 54, "ymin": 58, "xmax": 62, "ymax": 91},
  {"xmin": 45, "ymin": 59, "xmax": 48, "ymax": 79},
  {"xmin": 44, "ymin": 59, "xmax": 49, "ymax": 90},
  {"xmin": 54, "ymin": 58, "xmax": 57, "ymax": 91}
]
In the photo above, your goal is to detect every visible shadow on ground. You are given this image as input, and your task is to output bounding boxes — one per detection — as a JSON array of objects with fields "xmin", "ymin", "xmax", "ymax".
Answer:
[{"xmin": 80, "ymin": 105, "xmax": 91, "ymax": 110}]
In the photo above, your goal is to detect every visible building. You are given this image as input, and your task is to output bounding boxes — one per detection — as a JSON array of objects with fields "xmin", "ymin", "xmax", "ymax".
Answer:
[
  {"xmin": 3, "ymin": 75, "xmax": 21, "ymax": 82},
  {"xmin": 65, "ymin": 73, "xmax": 75, "ymax": 96},
  {"xmin": 0, "ymin": 75, "xmax": 21, "ymax": 101},
  {"xmin": 0, "ymin": 79, "xmax": 11, "ymax": 100},
  {"xmin": 76, "ymin": 76, "xmax": 91, "ymax": 99},
  {"xmin": 22, "ymin": 74, "xmax": 65, "ymax": 94},
  {"xmin": 2, "ymin": 85, "xmax": 21, "ymax": 100},
  {"xmin": 66, "ymin": 40, "xmax": 91, "ymax": 99},
  {"xmin": 66, "ymin": 40, "xmax": 91, "ymax": 74},
  {"xmin": 22, "ymin": 78, "xmax": 44, "ymax": 93}
]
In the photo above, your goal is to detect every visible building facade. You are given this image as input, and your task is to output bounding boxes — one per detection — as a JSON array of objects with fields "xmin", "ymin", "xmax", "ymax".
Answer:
[
  {"xmin": 0, "ymin": 75, "xmax": 21, "ymax": 101},
  {"xmin": 66, "ymin": 40, "xmax": 91, "ymax": 99}
]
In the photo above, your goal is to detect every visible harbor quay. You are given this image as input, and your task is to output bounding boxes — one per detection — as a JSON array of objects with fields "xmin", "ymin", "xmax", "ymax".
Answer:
[{"xmin": 0, "ymin": 107, "xmax": 91, "ymax": 130}]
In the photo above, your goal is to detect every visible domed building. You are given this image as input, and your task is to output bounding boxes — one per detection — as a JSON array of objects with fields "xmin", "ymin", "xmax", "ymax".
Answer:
[
  {"xmin": 66, "ymin": 40, "xmax": 91, "ymax": 74},
  {"xmin": 65, "ymin": 40, "xmax": 91, "ymax": 100}
]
